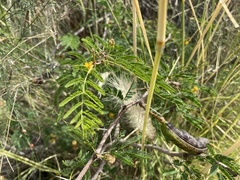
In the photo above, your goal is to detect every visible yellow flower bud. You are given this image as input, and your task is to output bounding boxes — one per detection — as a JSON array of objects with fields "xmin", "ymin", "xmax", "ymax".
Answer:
[
  {"xmin": 191, "ymin": 86, "xmax": 199, "ymax": 94},
  {"xmin": 84, "ymin": 61, "xmax": 93, "ymax": 69}
]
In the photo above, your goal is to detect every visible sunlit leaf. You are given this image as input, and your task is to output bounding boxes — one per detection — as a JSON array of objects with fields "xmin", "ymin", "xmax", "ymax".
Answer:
[
  {"xmin": 65, "ymin": 78, "xmax": 83, "ymax": 88},
  {"xmin": 59, "ymin": 91, "xmax": 82, "ymax": 107},
  {"xmin": 85, "ymin": 90, "xmax": 104, "ymax": 108},
  {"xmin": 63, "ymin": 102, "xmax": 83, "ymax": 119}
]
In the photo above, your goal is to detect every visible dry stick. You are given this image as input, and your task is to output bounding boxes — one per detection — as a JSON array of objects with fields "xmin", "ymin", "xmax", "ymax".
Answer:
[
  {"xmin": 118, "ymin": 139, "xmax": 191, "ymax": 158},
  {"xmin": 75, "ymin": 92, "xmax": 148, "ymax": 180},
  {"xmin": 90, "ymin": 161, "xmax": 106, "ymax": 180},
  {"xmin": 90, "ymin": 129, "xmax": 139, "ymax": 179}
]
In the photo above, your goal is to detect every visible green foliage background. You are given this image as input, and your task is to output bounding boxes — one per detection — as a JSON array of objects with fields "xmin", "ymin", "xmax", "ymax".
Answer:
[{"xmin": 0, "ymin": 0, "xmax": 239, "ymax": 179}]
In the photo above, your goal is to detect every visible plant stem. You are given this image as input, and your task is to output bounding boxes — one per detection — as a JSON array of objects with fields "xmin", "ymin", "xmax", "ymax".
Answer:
[
  {"xmin": 181, "ymin": 0, "xmax": 185, "ymax": 68},
  {"xmin": 141, "ymin": 0, "xmax": 168, "ymax": 178},
  {"xmin": 132, "ymin": 1, "xmax": 137, "ymax": 56},
  {"xmin": 133, "ymin": 0, "xmax": 153, "ymax": 64},
  {"xmin": 141, "ymin": 0, "xmax": 167, "ymax": 150}
]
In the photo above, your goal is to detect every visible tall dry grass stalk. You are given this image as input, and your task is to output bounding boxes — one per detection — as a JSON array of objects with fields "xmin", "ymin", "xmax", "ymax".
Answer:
[
  {"xmin": 141, "ymin": 0, "xmax": 168, "ymax": 150},
  {"xmin": 132, "ymin": 0, "xmax": 153, "ymax": 64}
]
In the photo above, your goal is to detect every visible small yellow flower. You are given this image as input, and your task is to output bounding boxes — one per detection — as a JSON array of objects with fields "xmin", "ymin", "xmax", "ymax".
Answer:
[
  {"xmin": 49, "ymin": 134, "xmax": 57, "ymax": 145},
  {"xmin": 72, "ymin": 140, "xmax": 77, "ymax": 146},
  {"xmin": 108, "ymin": 112, "xmax": 115, "ymax": 119},
  {"xmin": 104, "ymin": 153, "xmax": 116, "ymax": 164},
  {"xmin": 84, "ymin": 61, "xmax": 93, "ymax": 69},
  {"xmin": 22, "ymin": 129, "xmax": 27, "ymax": 134},
  {"xmin": 109, "ymin": 38, "xmax": 115, "ymax": 46},
  {"xmin": 72, "ymin": 140, "xmax": 78, "ymax": 151},
  {"xmin": 191, "ymin": 86, "xmax": 199, "ymax": 94},
  {"xmin": 184, "ymin": 37, "xmax": 191, "ymax": 45},
  {"xmin": 29, "ymin": 143, "xmax": 34, "ymax": 149}
]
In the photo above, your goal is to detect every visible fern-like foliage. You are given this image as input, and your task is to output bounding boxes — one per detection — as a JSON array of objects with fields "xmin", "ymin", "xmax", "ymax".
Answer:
[
  {"xmin": 207, "ymin": 154, "xmax": 240, "ymax": 179},
  {"xmin": 57, "ymin": 39, "xmax": 106, "ymax": 138},
  {"xmin": 59, "ymin": 66, "xmax": 105, "ymax": 135},
  {"xmin": 59, "ymin": 33, "xmax": 80, "ymax": 51}
]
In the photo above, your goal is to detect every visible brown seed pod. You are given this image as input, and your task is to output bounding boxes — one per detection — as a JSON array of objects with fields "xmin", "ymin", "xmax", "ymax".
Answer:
[{"xmin": 166, "ymin": 123, "xmax": 209, "ymax": 153}]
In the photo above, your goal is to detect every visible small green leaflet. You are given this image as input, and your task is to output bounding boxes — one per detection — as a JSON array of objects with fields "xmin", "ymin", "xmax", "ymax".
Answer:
[
  {"xmin": 65, "ymin": 78, "xmax": 83, "ymax": 88},
  {"xmin": 86, "ymin": 80, "xmax": 105, "ymax": 95},
  {"xmin": 85, "ymin": 90, "xmax": 104, "ymax": 108},
  {"xmin": 59, "ymin": 91, "xmax": 82, "ymax": 107},
  {"xmin": 63, "ymin": 102, "xmax": 83, "ymax": 119}
]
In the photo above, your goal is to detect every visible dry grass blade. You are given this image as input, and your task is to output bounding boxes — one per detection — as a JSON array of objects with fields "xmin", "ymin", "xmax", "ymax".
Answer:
[
  {"xmin": 132, "ymin": 1, "xmax": 137, "ymax": 56},
  {"xmin": 0, "ymin": 149, "xmax": 60, "ymax": 175},
  {"xmin": 133, "ymin": 0, "xmax": 153, "ymax": 64},
  {"xmin": 220, "ymin": 0, "xmax": 239, "ymax": 28},
  {"xmin": 186, "ymin": 0, "xmax": 227, "ymax": 67}
]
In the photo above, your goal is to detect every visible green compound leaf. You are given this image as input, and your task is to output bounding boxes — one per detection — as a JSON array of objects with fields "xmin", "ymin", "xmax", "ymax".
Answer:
[
  {"xmin": 81, "ymin": 37, "xmax": 98, "ymax": 50},
  {"xmin": 91, "ymin": 69, "xmax": 104, "ymax": 82},
  {"xmin": 75, "ymin": 115, "xmax": 101, "ymax": 133},
  {"xmin": 214, "ymin": 154, "xmax": 240, "ymax": 177},
  {"xmin": 60, "ymin": 34, "xmax": 80, "ymax": 51},
  {"xmin": 219, "ymin": 165, "xmax": 235, "ymax": 180},
  {"xmin": 110, "ymin": 57, "xmax": 176, "ymax": 93}
]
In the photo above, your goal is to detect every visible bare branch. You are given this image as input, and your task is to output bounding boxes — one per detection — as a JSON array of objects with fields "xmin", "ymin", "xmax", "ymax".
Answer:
[
  {"xmin": 90, "ymin": 161, "xmax": 106, "ymax": 180},
  {"xmin": 118, "ymin": 139, "xmax": 191, "ymax": 158}
]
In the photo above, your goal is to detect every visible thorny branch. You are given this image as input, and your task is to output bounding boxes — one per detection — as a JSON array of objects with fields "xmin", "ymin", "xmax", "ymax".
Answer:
[{"xmin": 90, "ymin": 161, "xmax": 106, "ymax": 180}]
